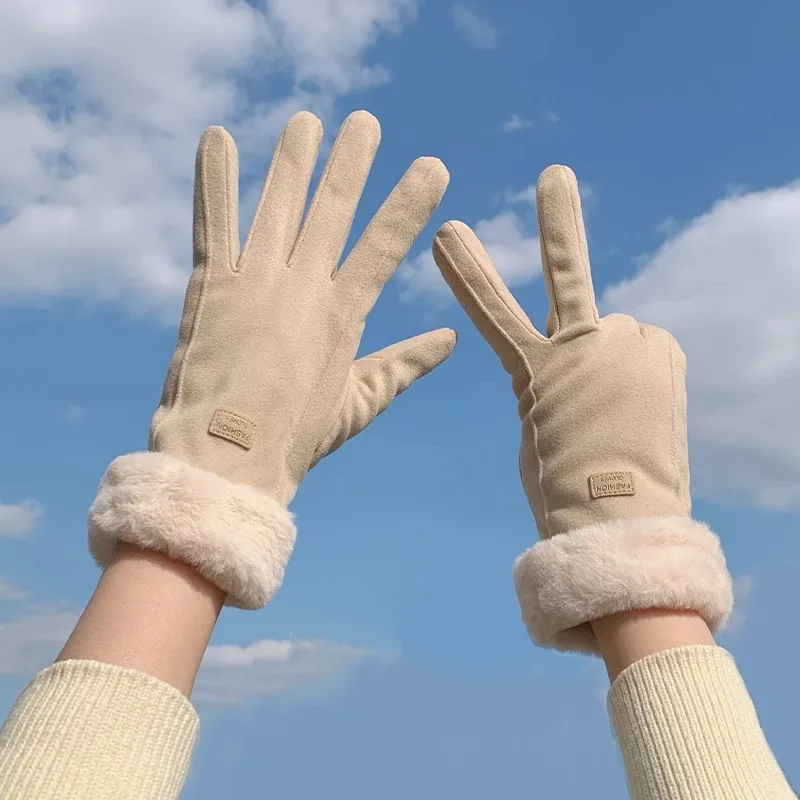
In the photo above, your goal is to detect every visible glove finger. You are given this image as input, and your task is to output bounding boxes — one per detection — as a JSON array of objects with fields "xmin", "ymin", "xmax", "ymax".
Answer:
[
  {"xmin": 289, "ymin": 110, "xmax": 381, "ymax": 276},
  {"xmin": 311, "ymin": 328, "xmax": 457, "ymax": 464},
  {"xmin": 336, "ymin": 156, "xmax": 449, "ymax": 317},
  {"xmin": 161, "ymin": 127, "xmax": 240, "ymax": 416},
  {"xmin": 536, "ymin": 165, "xmax": 599, "ymax": 338},
  {"xmin": 240, "ymin": 111, "xmax": 323, "ymax": 274},
  {"xmin": 433, "ymin": 220, "xmax": 543, "ymax": 377},
  {"xmin": 194, "ymin": 126, "xmax": 240, "ymax": 275}
]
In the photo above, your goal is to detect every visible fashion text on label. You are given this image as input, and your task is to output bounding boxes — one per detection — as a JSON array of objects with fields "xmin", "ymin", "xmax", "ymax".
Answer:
[
  {"xmin": 209, "ymin": 409, "xmax": 255, "ymax": 450},
  {"xmin": 589, "ymin": 471, "xmax": 635, "ymax": 499}
]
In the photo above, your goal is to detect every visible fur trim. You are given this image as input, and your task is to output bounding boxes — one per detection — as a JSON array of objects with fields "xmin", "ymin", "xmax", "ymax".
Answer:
[
  {"xmin": 513, "ymin": 516, "xmax": 733, "ymax": 655},
  {"xmin": 88, "ymin": 452, "xmax": 296, "ymax": 610}
]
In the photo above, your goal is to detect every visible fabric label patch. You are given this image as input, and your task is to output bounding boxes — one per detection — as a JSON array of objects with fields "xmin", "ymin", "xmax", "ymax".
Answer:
[
  {"xmin": 209, "ymin": 409, "xmax": 255, "ymax": 450},
  {"xmin": 589, "ymin": 471, "xmax": 635, "ymax": 499}
]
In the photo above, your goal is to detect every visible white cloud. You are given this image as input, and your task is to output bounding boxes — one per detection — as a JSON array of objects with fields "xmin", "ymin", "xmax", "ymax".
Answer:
[
  {"xmin": 578, "ymin": 181, "xmax": 597, "ymax": 211},
  {"xmin": 0, "ymin": 611, "xmax": 77, "ymax": 673},
  {"xmin": 399, "ymin": 209, "xmax": 541, "ymax": 301},
  {"xmin": 195, "ymin": 638, "xmax": 380, "ymax": 705},
  {"xmin": 505, "ymin": 179, "xmax": 595, "ymax": 210},
  {"xmin": 0, "ymin": 0, "xmax": 417, "ymax": 320},
  {"xmin": 266, "ymin": 0, "xmax": 415, "ymax": 93},
  {"xmin": 579, "ymin": 657, "xmax": 610, "ymax": 705},
  {"xmin": 501, "ymin": 113, "xmax": 532, "ymax": 133},
  {"xmin": 0, "ymin": 580, "xmax": 29, "ymax": 601},
  {"xmin": 501, "ymin": 111, "xmax": 559, "ymax": 133},
  {"xmin": 451, "ymin": 4, "xmax": 498, "ymax": 49},
  {"xmin": 505, "ymin": 185, "xmax": 537, "ymax": 206},
  {"xmin": 725, "ymin": 574, "xmax": 755, "ymax": 635},
  {"xmin": 0, "ymin": 500, "xmax": 43, "ymax": 537},
  {"xmin": 602, "ymin": 183, "xmax": 800, "ymax": 509},
  {"xmin": 471, "ymin": 212, "xmax": 541, "ymax": 283},
  {"xmin": 656, "ymin": 216, "xmax": 679, "ymax": 236},
  {"xmin": 64, "ymin": 404, "xmax": 85, "ymax": 421}
]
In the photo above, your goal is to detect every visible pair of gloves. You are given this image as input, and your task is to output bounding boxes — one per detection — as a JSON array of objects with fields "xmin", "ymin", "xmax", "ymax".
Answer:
[{"xmin": 88, "ymin": 110, "xmax": 733, "ymax": 655}]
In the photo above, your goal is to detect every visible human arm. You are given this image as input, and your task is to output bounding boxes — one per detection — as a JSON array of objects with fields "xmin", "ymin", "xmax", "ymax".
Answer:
[
  {"xmin": 593, "ymin": 610, "xmax": 794, "ymax": 798},
  {"xmin": 0, "ymin": 109, "xmax": 456, "ymax": 799},
  {"xmin": 432, "ymin": 164, "xmax": 794, "ymax": 798},
  {"xmin": 0, "ymin": 544, "xmax": 218, "ymax": 800}
]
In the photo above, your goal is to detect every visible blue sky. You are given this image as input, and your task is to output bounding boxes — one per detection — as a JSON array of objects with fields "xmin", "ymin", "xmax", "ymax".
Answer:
[{"xmin": 1, "ymin": 0, "xmax": 799, "ymax": 796}]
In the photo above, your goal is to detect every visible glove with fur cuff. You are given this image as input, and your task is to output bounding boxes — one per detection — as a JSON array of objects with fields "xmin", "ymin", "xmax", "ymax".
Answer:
[
  {"xmin": 88, "ymin": 110, "xmax": 456, "ymax": 607},
  {"xmin": 433, "ymin": 165, "xmax": 733, "ymax": 654}
]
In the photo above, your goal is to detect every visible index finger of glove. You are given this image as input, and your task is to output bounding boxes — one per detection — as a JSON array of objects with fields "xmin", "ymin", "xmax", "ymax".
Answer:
[
  {"xmin": 336, "ymin": 156, "xmax": 449, "ymax": 316},
  {"xmin": 433, "ymin": 220, "xmax": 544, "ymax": 375},
  {"xmin": 193, "ymin": 126, "xmax": 240, "ymax": 275}
]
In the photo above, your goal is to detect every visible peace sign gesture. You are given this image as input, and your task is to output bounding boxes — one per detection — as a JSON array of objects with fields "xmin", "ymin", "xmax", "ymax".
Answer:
[{"xmin": 432, "ymin": 165, "xmax": 732, "ymax": 653}]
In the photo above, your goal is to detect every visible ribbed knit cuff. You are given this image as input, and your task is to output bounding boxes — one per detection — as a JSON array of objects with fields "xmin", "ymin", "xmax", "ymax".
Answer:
[
  {"xmin": 608, "ymin": 645, "xmax": 794, "ymax": 799},
  {"xmin": 0, "ymin": 659, "xmax": 199, "ymax": 800}
]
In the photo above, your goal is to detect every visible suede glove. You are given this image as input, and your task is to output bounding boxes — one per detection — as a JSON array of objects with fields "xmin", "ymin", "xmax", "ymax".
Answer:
[
  {"xmin": 88, "ymin": 110, "xmax": 456, "ymax": 609},
  {"xmin": 432, "ymin": 164, "xmax": 732, "ymax": 653}
]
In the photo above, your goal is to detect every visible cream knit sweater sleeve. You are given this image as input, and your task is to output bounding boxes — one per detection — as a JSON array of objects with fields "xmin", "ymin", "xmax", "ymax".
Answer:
[
  {"xmin": 0, "ymin": 646, "xmax": 793, "ymax": 798},
  {"xmin": 608, "ymin": 644, "xmax": 795, "ymax": 798},
  {"xmin": 0, "ymin": 659, "xmax": 198, "ymax": 799}
]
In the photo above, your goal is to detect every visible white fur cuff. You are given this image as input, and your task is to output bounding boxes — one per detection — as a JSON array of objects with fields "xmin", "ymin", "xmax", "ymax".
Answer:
[
  {"xmin": 513, "ymin": 516, "xmax": 734, "ymax": 655},
  {"xmin": 88, "ymin": 452, "xmax": 297, "ymax": 610}
]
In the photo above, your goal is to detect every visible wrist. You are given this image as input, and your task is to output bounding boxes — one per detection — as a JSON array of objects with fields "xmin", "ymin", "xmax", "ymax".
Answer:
[
  {"xmin": 58, "ymin": 542, "xmax": 225, "ymax": 696},
  {"xmin": 591, "ymin": 608, "xmax": 716, "ymax": 682}
]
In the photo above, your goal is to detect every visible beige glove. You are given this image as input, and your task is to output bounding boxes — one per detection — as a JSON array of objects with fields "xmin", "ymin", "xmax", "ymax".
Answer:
[
  {"xmin": 88, "ymin": 110, "xmax": 456, "ymax": 609},
  {"xmin": 432, "ymin": 164, "xmax": 732, "ymax": 653}
]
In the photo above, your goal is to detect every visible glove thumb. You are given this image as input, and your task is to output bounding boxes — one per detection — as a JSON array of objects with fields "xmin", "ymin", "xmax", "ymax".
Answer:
[{"xmin": 311, "ymin": 328, "xmax": 457, "ymax": 464}]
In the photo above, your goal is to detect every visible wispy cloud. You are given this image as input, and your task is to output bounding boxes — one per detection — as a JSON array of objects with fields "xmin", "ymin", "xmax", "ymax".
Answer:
[
  {"xmin": 0, "ymin": 579, "xmax": 29, "ymax": 601},
  {"xmin": 451, "ymin": 4, "xmax": 498, "ymax": 49},
  {"xmin": 725, "ymin": 575, "xmax": 755, "ymax": 635},
  {"xmin": 578, "ymin": 181, "xmax": 597, "ymax": 211},
  {"xmin": 0, "ymin": 500, "xmax": 43, "ymax": 537},
  {"xmin": 504, "ymin": 179, "xmax": 595, "ymax": 211},
  {"xmin": 400, "ymin": 209, "xmax": 540, "ymax": 301},
  {"xmin": 63, "ymin": 404, "xmax": 85, "ymax": 421},
  {"xmin": 656, "ymin": 216, "xmax": 679, "ymax": 236},
  {"xmin": 502, "ymin": 111, "xmax": 559, "ymax": 132},
  {"xmin": 0, "ymin": 611, "xmax": 77, "ymax": 673},
  {"xmin": 501, "ymin": 113, "xmax": 532, "ymax": 133},
  {"xmin": 196, "ymin": 639, "xmax": 384, "ymax": 705},
  {"xmin": 505, "ymin": 185, "xmax": 537, "ymax": 206}
]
